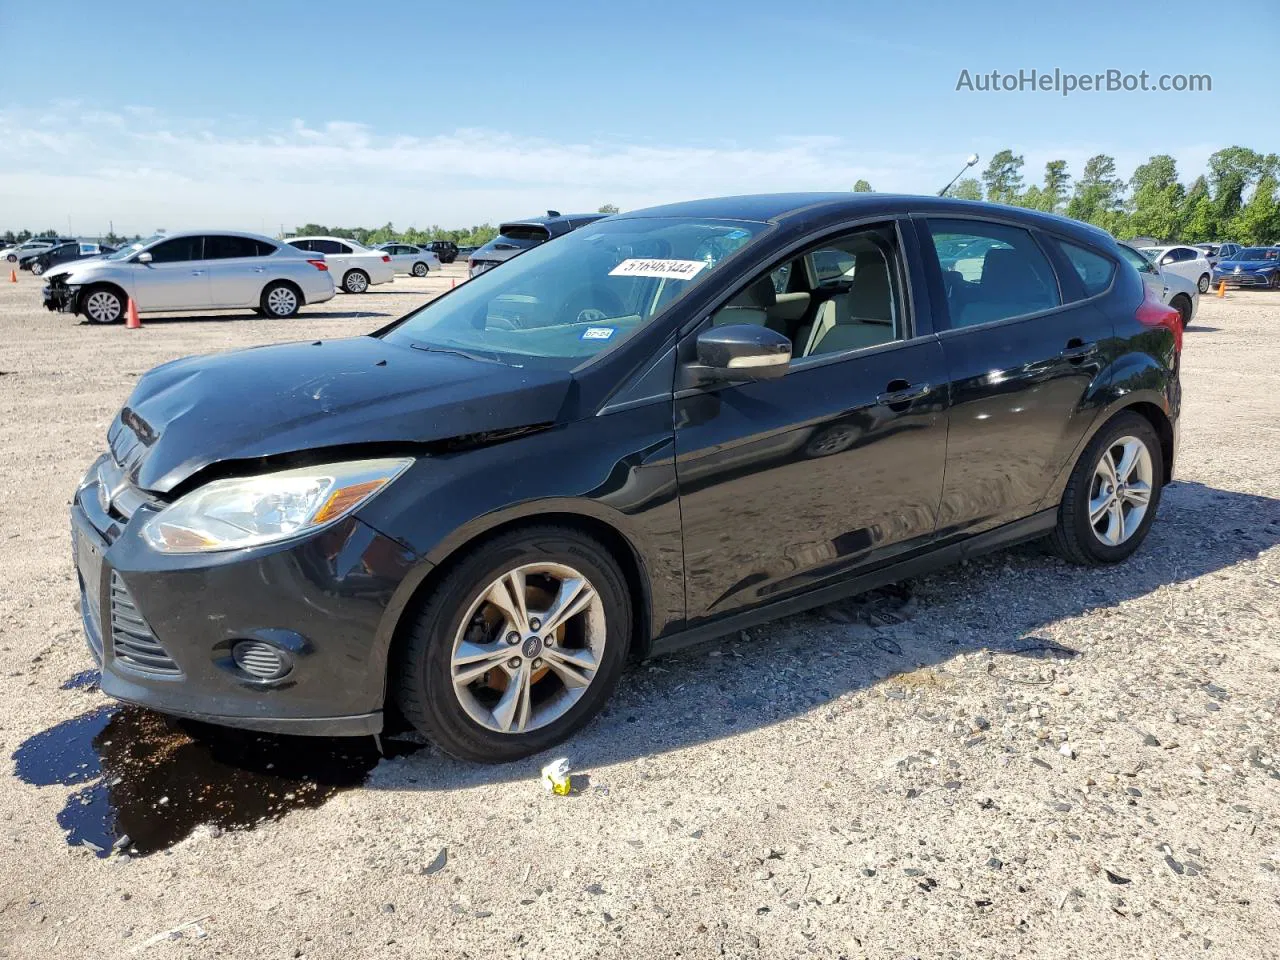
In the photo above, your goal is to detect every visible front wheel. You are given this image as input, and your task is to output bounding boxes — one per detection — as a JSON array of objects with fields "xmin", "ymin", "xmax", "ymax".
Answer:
[
  {"xmin": 82, "ymin": 286, "xmax": 125, "ymax": 324},
  {"xmin": 1197, "ymin": 273, "xmax": 1210, "ymax": 294},
  {"xmin": 411, "ymin": 261, "xmax": 428, "ymax": 277},
  {"xmin": 394, "ymin": 526, "xmax": 632, "ymax": 763},
  {"xmin": 1049, "ymin": 411, "xmax": 1164, "ymax": 565},
  {"xmin": 342, "ymin": 269, "xmax": 370, "ymax": 294},
  {"xmin": 1270, "ymin": 273, "xmax": 1280, "ymax": 290},
  {"xmin": 31, "ymin": 261, "xmax": 45, "ymax": 276}
]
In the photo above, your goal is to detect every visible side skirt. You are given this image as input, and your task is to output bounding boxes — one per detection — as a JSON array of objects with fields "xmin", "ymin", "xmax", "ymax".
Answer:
[{"xmin": 646, "ymin": 508, "xmax": 1057, "ymax": 658}]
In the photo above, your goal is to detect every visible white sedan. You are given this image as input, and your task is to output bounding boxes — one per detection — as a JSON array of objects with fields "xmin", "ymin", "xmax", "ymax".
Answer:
[
  {"xmin": 286, "ymin": 236, "xmax": 395, "ymax": 293},
  {"xmin": 1138, "ymin": 244, "xmax": 1214, "ymax": 294},
  {"xmin": 374, "ymin": 243, "xmax": 441, "ymax": 277}
]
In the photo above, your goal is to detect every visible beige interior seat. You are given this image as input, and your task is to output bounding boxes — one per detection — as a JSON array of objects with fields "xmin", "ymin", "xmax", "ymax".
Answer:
[{"xmin": 802, "ymin": 252, "xmax": 897, "ymax": 357}]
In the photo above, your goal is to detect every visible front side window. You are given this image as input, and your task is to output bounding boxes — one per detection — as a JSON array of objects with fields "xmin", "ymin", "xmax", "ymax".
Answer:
[
  {"xmin": 927, "ymin": 219, "xmax": 1061, "ymax": 328},
  {"xmin": 146, "ymin": 236, "xmax": 203, "ymax": 263},
  {"xmin": 381, "ymin": 217, "xmax": 767, "ymax": 369},
  {"xmin": 710, "ymin": 223, "xmax": 905, "ymax": 361}
]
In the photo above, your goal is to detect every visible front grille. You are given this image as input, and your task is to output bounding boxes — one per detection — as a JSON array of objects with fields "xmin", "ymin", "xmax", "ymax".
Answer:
[{"xmin": 110, "ymin": 572, "xmax": 181, "ymax": 676}]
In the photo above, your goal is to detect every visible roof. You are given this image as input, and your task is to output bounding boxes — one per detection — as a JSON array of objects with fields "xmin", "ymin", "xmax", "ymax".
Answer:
[{"xmin": 615, "ymin": 193, "xmax": 1114, "ymax": 245}]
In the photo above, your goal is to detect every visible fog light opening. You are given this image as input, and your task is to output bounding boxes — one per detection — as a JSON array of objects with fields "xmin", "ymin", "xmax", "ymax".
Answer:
[{"xmin": 232, "ymin": 640, "xmax": 292, "ymax": 681}]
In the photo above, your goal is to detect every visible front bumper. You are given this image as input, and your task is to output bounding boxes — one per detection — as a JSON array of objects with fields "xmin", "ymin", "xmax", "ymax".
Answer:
[
  {"xmin": 43, "ymin": 281, "xmax": 79, "ymax": 314},
  {"xmin": 1213, "ymin": 271, "xmax": 1276, "ymax": 288},
  {"xmin": 71, "ymin": 455, "xmax": 421, "ymax": 736}
]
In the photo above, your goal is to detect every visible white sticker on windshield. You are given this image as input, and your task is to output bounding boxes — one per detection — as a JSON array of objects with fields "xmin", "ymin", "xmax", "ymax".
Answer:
[
  {"xmin": 609, "ymin": 258, "xmax": 708, "ymax": 280},
  {"xmin": 581, "ymin": 326, "xmax": 615, "ymax": 341}
]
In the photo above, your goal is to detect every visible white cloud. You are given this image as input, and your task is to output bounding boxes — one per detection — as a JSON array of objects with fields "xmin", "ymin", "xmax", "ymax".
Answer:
[{"xmin": 0, "ymin": 102, "xmax": 1226, "ymax": 235}]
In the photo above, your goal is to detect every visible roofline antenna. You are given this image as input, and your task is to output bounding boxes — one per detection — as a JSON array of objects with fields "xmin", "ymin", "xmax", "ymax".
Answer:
[{"xmin": 939, "ymin": 154, "xmax": 980, "ymax": 197}]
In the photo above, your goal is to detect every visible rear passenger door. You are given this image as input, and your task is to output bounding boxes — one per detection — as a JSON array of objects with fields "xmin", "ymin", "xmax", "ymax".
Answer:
[
  {"xmin": 205, "ymin": 234, "xmax": 273, "ymax": 307},
  {"xmin": 916, "ymin": 217, "xmax": 1115, "ymax": 538}
]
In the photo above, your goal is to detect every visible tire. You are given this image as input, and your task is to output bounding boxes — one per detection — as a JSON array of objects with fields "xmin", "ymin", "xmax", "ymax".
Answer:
[
  {"xmin": 1170, "ymin": 293, "xmax": 1192, "ymax": 328},
  {"xmin": 1197, "ymin": 273, "xmax": 1210, "ymax": 294},
  {"xmin": 411, "ymin": 261, "xmax": 428, "ymax": 277},
  {"xmin": 1049, "ymin": 411, "xmax": 1164, "ymax": 566},
  {"xmin": 1270, "ymin": 273, "xmax": 1280, "ymax": 291},
  {"xmin": 31, "ymin": 261, "xmax": 44, "ymax": 276},
  {"xmin": 394, "ymin": 526, "xmax": 633, "ymax": 763},
  {"xmin": 342, "ymin": 269, "xmax": 370, "ymax": 294},
  {"xmin": 81, "ymin": 285, "xmax": 125, "ymax": 324},
  {"xmin": 259, "ymin": 281, "xmax": 301, "ymax": 318}
]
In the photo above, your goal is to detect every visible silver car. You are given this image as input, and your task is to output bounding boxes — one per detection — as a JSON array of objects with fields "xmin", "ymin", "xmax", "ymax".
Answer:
[
  {"xmin": 1119, "ymin": 243, "xmax": 1199, "ymax": 327},
  {"xmin": 468, "ymin": 212, "xmax": 608, "ymax": 278},
  {"xmin": 374, "ymin": 243, "xmax": 442, "ymax": 277},
  {"xmin": 42, "ymin": 230, "xmax": 336, "ymax": 323}
]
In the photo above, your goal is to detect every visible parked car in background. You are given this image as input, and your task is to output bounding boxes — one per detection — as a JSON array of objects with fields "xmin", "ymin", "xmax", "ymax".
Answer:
[
  {"xmin": 1138, "ymin": 245, "xmax": 1214, "ymax": 294},
  {"xmin": 425, "ymin": 240, "xmax": 459, "ymax": 263},
  {"xmin": 1119, "ymin": 243, "xmax": 1199, "ymax": 326},
  {"xmin": 25, "ymin": 241, "xmax": 118, "ymax": 276},
  {"xmin": 43, "ymin": 230, "xmax": 335, "ymax": 323},
  {"xmin": 286, "ymin": 236, "xmax": 395, "ymax": 293},
  {"xmin": 374, "ymin": 243, "xmax": 442, "ymax": 277},
  {"xmin": 1212, "ymin": 246, "xmax": 1280, "ymax": 289},
  {"xmin": 468, "ymin": 211, "xmax": 607, "ymax": 278},
  {"xmin": 4, "ymin": 237, "xmax": 75, "ymax": 263},
  {"xmin": 1215, "ymin": 242, "xmax": 1243, "ymax": 262},
  {"xmin": 69, "ymin": 194, "xmax": 1181, "ymax": 762},
  {"xmin": 1191, "ymin": 243, "xmax": 1220, "ymax": 268}
]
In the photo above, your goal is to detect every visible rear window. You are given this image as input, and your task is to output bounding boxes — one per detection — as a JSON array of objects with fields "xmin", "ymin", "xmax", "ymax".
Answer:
[
  {"xmin": 1056, "ymin": 240, "xmax": 1116, "ymax": 297},
  {"xmin": 497, "ymin": 225, "xmax": 552, "ymax": 244}
]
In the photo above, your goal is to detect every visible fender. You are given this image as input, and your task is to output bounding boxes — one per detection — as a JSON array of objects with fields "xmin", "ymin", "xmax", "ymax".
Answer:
[{"xmin": 1037, "ymin": 346, "xmax": 1176, "ymax": 511}]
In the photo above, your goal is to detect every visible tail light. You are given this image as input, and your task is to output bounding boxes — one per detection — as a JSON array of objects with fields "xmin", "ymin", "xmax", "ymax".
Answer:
[
  {"xmin": 306, "ymin": 258, "xmax": 328, "ymax": 272},
  {"xmin": 1136, "ymin": 291, "xmax": 1182, "ymax": 355},
  {"xmin": 468, "ymin": 259, "xmax": 476, "ymax": 270},
  {"xmin": 381, "ymin": 254, "xmax": 391, "ymax": 263}
]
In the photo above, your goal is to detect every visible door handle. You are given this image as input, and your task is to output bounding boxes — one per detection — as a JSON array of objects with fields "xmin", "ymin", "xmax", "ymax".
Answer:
[
  {"xmin": 1059, "ymin": 339, "xmax": 1097, "ymax": 362},
  {"xmin": 876, "ymin": 381, "xmax": 931, "ymax": 407},
  {"xmin": 190, "ymin": 270, "xmax": 204, "ymax": 276},
  {"xmin": 253, "ymin": 267, "xmax": 265, "ymax": 273}
]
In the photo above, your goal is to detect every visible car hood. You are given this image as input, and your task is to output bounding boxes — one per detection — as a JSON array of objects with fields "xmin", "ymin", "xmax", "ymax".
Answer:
[
  {"xmin": 49, "ymin": 258, "xmax": 114, "ymax": 284},
  {"xmin": 109, "ymin": 336, "xmax": 575, "ymax": 494},
  {"xmin": 1217, "ymin": 259, "xmax": 1278, "ymax": 270}
]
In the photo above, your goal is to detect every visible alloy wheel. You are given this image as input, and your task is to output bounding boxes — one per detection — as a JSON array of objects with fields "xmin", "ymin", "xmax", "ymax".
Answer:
[
  {"xmin": 1088, "ymin": 435, "xmax": 1154, "ymax": 547},
  {"xmin": 266, "ymin": 287, "xmax": 298, "ymax": 316},
  {"xmin": 85, "ymin": 290, "xmax": 122, "ymax": 323},
  {"xmin": 450, "ymin": 562, "xmax": 605, "ymax": 735},
  {"xmin": 345, "ymin": 271, "xmax": 369, "ymax": 293},
  {"xmin": 412, "ymin": 262, "xmax": 428, "ymax": 277},
  {"xmin": 31, "ymin": 262, "xmax": 44, "ymax": 276}
]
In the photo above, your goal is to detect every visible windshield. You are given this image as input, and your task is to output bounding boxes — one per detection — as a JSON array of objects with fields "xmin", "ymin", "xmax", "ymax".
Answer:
[
  {"xmin": 107, "ymin": 235, "xmax": 162, "ymax": 260},
  {"xmin": 382, "ymin": 217, "xmax": 767, "ymax": 369},
  {"xmin": 1237, "ymin": 247, "xmax": 1279, "ymax": 261},
  {"xmin": 1138, "ymin": 247, "xmax": 1164, "ymax": 258}
]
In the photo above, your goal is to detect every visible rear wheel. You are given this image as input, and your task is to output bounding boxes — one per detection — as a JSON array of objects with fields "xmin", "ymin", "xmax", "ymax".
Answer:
[
  {"xmin": 411, "ymin": 261, "xmax": 429, "ymax": 277},
  {"xmin": 82, "ymin": 286, "xmax": 125, "ymax": 324},
  {"xmin": 1049, "ymin": 411, "xmax": 1163, "ymax": 565},
  {"xmin": 1197, "ymin": 273, "xmax": 1210, "ymax": 294},
  {"xmin": 259, "ymin": 281, "xmax": 300, "ymax": 318},
  {"xmin": 394, "ymin": 526, "xmax": 632, "ymax": 763},
  {"xmin": 1170, "ymin": 293, "xmax": 1192, "ymax": 328},
  {"xmin": 342, "ymin": 269, "xmax": 370, "ymax": 294}
]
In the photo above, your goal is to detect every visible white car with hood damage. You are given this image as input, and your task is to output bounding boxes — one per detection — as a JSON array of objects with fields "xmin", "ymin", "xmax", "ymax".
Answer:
[{"xmin": 42, "ymin": 230, "xmax": 336, "ymax": 323}]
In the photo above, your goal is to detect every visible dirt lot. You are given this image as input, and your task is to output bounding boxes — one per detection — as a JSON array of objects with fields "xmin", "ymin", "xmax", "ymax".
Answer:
[{"xmin": 0, "ymin": 267, "xmax": 1277, "ymax": 959}]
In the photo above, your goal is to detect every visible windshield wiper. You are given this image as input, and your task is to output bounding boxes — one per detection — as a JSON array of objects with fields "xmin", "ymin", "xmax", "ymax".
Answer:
[{"xmin": 408, "ymin": 342, "xmax": 502, "ymax": 364}]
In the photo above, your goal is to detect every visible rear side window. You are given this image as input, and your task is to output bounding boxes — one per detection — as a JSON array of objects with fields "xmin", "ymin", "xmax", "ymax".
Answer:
[
  {"xmin": 147, "ymin": 236, "xmax": 203, "ymax": 263},
  {"xmin": 287, "ymin": 239, "xmax": 314, "ymax": 252},
  {"xmin": 926, "ymin": 219, "xmax": 1061, "ymax": 329},
  {"xmin": 205, "ymin": 235, "xmax": 273, "ymax": 259},
  {"xmin": 1056, "ymin": 241, "xmax": 1116, "ymax": 297}
]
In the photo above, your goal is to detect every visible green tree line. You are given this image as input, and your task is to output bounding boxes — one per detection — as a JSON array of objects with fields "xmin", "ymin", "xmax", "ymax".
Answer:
[{"xmin": 289, "ymin": 222, "xmax": 502, "ymax": 248}]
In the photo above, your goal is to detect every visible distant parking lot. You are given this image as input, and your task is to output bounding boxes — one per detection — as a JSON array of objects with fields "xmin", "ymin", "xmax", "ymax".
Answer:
[{"xmin": 1, "ymin": 270, "xmax": 1278, "ymax": 958}]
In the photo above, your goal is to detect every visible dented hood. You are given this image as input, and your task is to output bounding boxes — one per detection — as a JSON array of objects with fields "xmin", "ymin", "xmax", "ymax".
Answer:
[{"xmin": 110, "ymin": 336, "xmax": 575, "ymax": 494}]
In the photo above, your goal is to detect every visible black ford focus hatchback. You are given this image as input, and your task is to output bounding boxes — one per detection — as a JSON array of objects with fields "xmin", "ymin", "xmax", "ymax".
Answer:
[{"xmin": 71, "ymin": 194, "xmax": 1181, "ymax": 762}]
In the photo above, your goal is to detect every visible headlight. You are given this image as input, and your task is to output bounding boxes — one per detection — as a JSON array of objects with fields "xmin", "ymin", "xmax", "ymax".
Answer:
[{"xmin": 142, "ymin": 457, "xmax": 412, "ymax": 553}]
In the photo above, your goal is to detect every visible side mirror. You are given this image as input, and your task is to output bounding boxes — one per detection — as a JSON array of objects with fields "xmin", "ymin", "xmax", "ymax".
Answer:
[
  {"xmin": 692, "ymin": 324, "xmax": 791, "ymax": 383},
  {"xmin": 136, "ymin": 251, "xmax": 153, "ymax": 264}
]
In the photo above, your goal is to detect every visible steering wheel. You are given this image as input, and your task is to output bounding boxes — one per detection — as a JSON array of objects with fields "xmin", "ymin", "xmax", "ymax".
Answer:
[{"xmin": 559, "ymin": 286, "xmax": 624, "ymax": 324}]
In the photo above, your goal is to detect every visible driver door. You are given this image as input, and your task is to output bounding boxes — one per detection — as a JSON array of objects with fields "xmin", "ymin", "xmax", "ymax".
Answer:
[{"xmin": 131, "ymin": 235, "xmax": 213, "ymax": 311}]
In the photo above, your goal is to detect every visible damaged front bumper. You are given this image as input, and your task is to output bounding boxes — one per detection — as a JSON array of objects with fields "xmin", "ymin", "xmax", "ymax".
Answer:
[{"xmin": 43, "ymin": 276, "xmax": 80, "ymax": 314}]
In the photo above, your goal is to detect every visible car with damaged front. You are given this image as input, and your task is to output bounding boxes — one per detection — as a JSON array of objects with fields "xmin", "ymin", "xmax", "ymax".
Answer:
[
  {"xmin": 71, "ymin": 193, "xmax": 1182, "ymax": 763},
  {"xmin": 44, "ymin": 230, "xmax": 336, "ymax": 323}
]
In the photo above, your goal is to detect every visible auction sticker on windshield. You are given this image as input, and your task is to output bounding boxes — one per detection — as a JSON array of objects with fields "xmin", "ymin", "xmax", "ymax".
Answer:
[{"xmin": 609, "ymin": 258, "xmax": 708, "ymax": 280}]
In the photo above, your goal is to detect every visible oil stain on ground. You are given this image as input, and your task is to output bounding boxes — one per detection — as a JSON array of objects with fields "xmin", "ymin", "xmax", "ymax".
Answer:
[{"xmin": 13, "ymin": 705, "xmax": 423, "ymax": 857}]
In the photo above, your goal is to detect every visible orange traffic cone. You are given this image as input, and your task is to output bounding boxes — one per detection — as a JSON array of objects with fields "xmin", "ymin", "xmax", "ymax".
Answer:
[
  {"xmin": 125, "ymin": 297, "xmax": 141, "ymax": 329},
  {"xmin": 8, "ymin": 268, "xmax": 15, "ymax": 283},
  {"xmin": 1216, "ymin": 281, "xmax": 1226, "ymax": 298},
  {"xmin": 450, "ymin": 277, "xmax": 456, "ymax": 289}
]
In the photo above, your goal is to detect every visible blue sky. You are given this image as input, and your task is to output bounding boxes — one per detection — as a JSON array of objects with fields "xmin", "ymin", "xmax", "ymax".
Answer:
[{"xmin": 1, "ymin": 0, "xmax": 1275, "ymax": 234}]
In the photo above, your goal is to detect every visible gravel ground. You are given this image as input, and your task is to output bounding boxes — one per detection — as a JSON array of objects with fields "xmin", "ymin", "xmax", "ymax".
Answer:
[{"xmin": 0, "ymin": 268, "xmax": 1277, "ymax": 959}]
